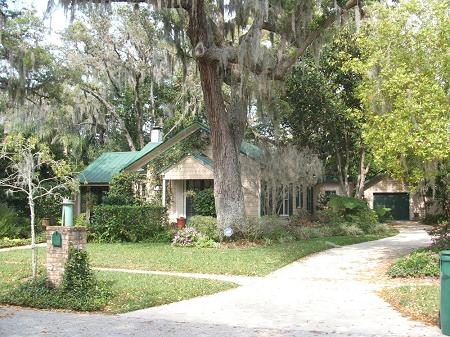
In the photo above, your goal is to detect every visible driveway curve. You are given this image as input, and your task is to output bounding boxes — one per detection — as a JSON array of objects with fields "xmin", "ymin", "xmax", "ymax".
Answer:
[{"xmin": 0, "ymin": 223, "xmax": 443, "ymax": 337}]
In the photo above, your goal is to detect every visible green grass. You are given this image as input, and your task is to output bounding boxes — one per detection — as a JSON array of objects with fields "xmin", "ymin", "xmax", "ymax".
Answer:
[
  {"xmin": 0, "ymin": 255, "xmax": 235, "ymax": 313},
  {"xmin": 0, "ymin": 233, "xmax": 395, "ymax": 277},
  {"xmin": 380, "ymin": 285, "xmax": 439, "ymax": 325},
  {"xmin": 98, "ymin": 271, "xmax": 235, "ymax": 313}
]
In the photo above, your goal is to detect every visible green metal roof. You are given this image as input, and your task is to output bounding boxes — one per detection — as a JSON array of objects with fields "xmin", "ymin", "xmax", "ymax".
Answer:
[
  {"xmin": 193, "ymin": 152, "xmax": 213, "ymax": 169},
  {"xmin": 80, "ymin": 121, "xmax": 263, "ymax": 184},
  {"xmin": 79, "ymin": 152, "xmax": 138, "ymax": 184},
  {"xmin": 240, "ymin": 142, "xmax": 263, "ymax": 160}
]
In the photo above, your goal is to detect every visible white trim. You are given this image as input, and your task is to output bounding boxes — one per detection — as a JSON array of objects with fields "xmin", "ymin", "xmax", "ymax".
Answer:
[{"xmin": 162, "ymin": 178, "xmax": 166, "ymax": 207}]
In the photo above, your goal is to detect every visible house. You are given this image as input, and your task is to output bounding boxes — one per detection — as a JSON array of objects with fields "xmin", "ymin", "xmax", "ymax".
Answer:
[
  {"xmin": 77, "ymin": 122, "xmax": 315, "ymax": 222},
  {"xmin": 77, "ymin": 122, "xmax": 427, "ymax": 222}
]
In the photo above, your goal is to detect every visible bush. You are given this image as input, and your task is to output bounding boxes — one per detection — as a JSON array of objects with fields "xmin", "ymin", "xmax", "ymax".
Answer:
[
  {"xmin": 387, "ymin": 251, "xmax": 439, "ymax": 278},
  {"xmin": 103, "ymin": 172, "xmax": 141, "ymax": 205},
  {"xmin": 187, "ymin": 215, "xmax": 219, "ymax": 241},
  {"xmin": 172, "ymin": 227, "xmax": 203, "ymax": 247},
  {"xmin": 428, "ymin": 220, "xmax": 450, "ymax": 249},
  {"xmin": 422, "ymin": 213, "xmax": 447, "ymax": 225},
  {"xmin": 0, "ymin": 233, "xmax": 46, "ymax": 248},
  {"xmin": 192, "ymin": 188, "xmax": 216, "ymax": 217},
  {"xmin": 347, "ymin": 208, "xmax": 379, "ymax": 233},
  {"xmin": 35, "ymin": 194, "xmax": 64, "ymax": 225},
  {"xmin": 0, "ymin": 203, "xmax": 29, "ymax": 239},
  {"xmin": 289, "ymin": 208, "xmax": 316, "ymax": 226},
  {"xmin": 315, "ymin": 209, "xmax": 343, "ymax": 225},
  {"xmin": 336, "ymin": 223, "xmax": 364, "ymax": 236},
  {"xmin": 374, "ymin": 206, "xmax": 392, "ymax": 222},
  {"xmin": 329, "ymin": 195, "xmax": 368, "ymax": 213},
  {"xmin": 89, "ymin": 204, "xmax": 167, "ymax": 242},
  {"xmin": 0, "ymin": 248, "xmax": 112, "ymax": 311}
]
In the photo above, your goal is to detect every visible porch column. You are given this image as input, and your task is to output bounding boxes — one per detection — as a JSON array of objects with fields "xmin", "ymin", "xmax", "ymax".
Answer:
[{"xmin": 162, "ymin": 178, "xmax": 166, "ymax": 207}]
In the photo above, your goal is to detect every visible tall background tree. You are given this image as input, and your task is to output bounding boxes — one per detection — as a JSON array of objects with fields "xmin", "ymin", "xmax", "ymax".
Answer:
[
  {"xmin": 352, "ymin": 0, "xmax": 449, "ymax": 214},
  {"xmin": 284, "ymin": 29, "xmax": 371, "ymax": 198}
]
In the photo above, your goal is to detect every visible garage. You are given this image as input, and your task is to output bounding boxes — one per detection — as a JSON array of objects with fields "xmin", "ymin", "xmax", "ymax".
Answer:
[{"xmin": 373, "ymin": 193, "xmax": 410, "ymax": 220}]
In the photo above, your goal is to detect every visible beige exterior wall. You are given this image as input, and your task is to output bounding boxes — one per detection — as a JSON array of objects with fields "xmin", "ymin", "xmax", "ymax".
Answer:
[
  {"xmin": 240, "ymin": 155, "xmax": 260, "ymax": 217},
  {"xmin": 162, "ymin": 151, "xmax": 261, "ymax": 221},
  {"xmin": 313, "ymin": 182, "xmax": 354, "ymax": 210},
  {"xmin": 363, "ymin": 178, "xmax": 424, "ymax": 220},
  {"xmin": 162, "ymin": 156, "xmax": 214, "ymax": 180}
]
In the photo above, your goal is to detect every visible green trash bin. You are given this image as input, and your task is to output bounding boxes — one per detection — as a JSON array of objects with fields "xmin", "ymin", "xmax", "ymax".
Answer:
[{"xmin": 441, "ymin": 250, "xmax": 450, "ymax": 336}]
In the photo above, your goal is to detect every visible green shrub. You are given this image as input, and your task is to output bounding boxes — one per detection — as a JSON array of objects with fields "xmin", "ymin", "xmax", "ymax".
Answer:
[
  {"xmin": 74, "ymin": 213, "xmax": 88, "ymax": 227},
  {"xmin": 329, "ymin": 195, "xmax": 368, "ymax": 213},
  {"xmin": 422, "ymin": 213, "xmax": 447, "ymax": 225},
  {"xmin": 0, "ymin": 203, "xmax": 29, "ymax": 239},
  {"xmin": 289, "ymin": 208, "xmax": 316, "ymax": 226},
  {"xmin": 187, "ymin": 215, "xmax": 219, "ymax": 241},
  {"xmin": 0, "ymin": 248, "xmax": 111, "ymax": 311},
  {"xmin": 374, "ymin": 206, "xmax": 392, "ymax": 222},
  {"xmin": 347, "ymin": 208, "xmax": 379, "ymax": 233},
  {"xmin": 336, "ymin": 223, "xmax": 364, "ymax": 236},
  {"xmin": 35, "ymin": 194, "xmax": 64, "ymax": 225},
  {"xmin": 0, "ymin": 233, "xmax": 46, "ymax": 248},
  {"xmin": 103, "ymin": 172, "xmax": 141, "ymax": 205},
  {"xmin": 235, "ymin": 216, "xmax": 264, "ymax": 241},
  {"xmin": 315, "ymin": 209, "xmax": 343, "ymax": 225},
  {"xmin": 368, "ymin": 223, "xmax": 391, "ymax": 235},
  {"xmin": 195, "ymin": 236, "xmax": 219, "ymax": 248},
  {"xmin": 387, "ymin": 251, "xmax": 439, "ymax": 278},
  {"xmin": 89, "ymin": 204, "xmax": 167, "ymax": 242},
  {"xmin": 428, "ymin": 220, "xmax": 450, "ymax": 249},
  {"xmin": 192, "ymin": 188, "xmax": 216, "ymax": 217}
]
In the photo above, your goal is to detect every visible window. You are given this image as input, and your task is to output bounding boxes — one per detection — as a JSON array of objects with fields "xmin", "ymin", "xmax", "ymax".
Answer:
[
  {"xmin": 296, "ymin": 185, "xmax": 304, "ymax": 209},
  {"xmin": 306, "ymin": 186, "xmax": 314, "ymax": 214}
]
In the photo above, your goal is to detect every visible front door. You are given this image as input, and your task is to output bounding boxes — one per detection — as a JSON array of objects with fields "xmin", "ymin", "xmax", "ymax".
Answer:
[{"xmin": 185, "ymin": 179, "xmax": 214, "ymax": 220}]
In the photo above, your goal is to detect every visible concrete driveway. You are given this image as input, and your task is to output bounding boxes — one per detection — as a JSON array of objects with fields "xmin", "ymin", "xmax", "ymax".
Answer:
[{"xmin": 0, "ymin": 223, "xmax": 443, "ymax": 337}]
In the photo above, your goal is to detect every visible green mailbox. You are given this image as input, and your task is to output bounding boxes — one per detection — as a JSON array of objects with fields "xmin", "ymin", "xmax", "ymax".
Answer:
[
  {"xmin": 62, "ymin": 199, "xmax": 74, "ymax": 227},
  {"xmin": 51, "ymin": 231, "xmax": 62, "ymax": 248},
  {"xmin": 441, "ymin": 250, "xmax": 450, "ymax": 336}
]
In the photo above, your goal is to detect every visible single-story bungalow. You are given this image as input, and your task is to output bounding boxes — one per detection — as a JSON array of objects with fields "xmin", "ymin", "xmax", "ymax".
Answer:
[
  {"xmin": 77, "ymin": 122, "xmax": 427, "ymax": 222},
  {"xmin": 78, "ymin": 122, "xmax": 316, "ymax": 222}
]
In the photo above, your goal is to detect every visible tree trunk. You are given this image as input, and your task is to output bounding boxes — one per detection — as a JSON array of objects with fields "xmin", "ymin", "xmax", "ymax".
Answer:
[
  {"xmin": 188, "ymin": 0, "xmax": 246, "ymax": 230},
  {"xmin": 355, "ymin": 146, "xmax": 370, "ymax": 199},
  {"xmin": 197, "ymin": 60, "xmax": 246, "ymax": 230},
  {"xmin": 29, "ymin": 196, "xmax": 37, "ymax": 279}
]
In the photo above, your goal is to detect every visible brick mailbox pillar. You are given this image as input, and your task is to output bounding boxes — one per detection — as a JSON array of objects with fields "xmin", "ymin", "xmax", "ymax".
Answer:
[{"xmin": 46, "ymin": 226, "xmax": 87, "ymax": 287}]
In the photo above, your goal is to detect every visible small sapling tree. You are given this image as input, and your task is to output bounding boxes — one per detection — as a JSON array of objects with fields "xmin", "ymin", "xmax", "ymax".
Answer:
[{"xmin": 0, "ymin": 134, "xmax": 74, "ymax": 279}]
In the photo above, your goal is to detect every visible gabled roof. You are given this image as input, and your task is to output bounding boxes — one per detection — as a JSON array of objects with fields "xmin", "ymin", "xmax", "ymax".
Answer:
[
  {"xmin": 79, "ymin": 152, "xmax": 137, "ymax": 184},
  {"xmin": 123, "ymin": 122, "xmax": 209, "ymax": 171},
  {"xmin": 79, "ymin": 121, "xmax": 262, "ymax": 184},
  {"xmin": 158, "ymin": 152, "xmax": 213, "ymax": 176}
]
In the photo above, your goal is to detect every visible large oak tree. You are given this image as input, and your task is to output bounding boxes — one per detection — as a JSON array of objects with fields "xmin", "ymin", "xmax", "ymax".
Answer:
[{"xmin": 53, "ymin": 0, "xmax": 360, "ymax": 229}]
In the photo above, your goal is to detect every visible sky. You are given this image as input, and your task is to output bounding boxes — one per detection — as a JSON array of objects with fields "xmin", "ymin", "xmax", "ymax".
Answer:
[{"xmin": 8, "ymin": 0, "xmax": 69, "ymax": 44}]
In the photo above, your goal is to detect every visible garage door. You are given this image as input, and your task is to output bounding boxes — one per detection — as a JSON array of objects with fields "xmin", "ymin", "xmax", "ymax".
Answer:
[{"xmin": 373, "ymin": 193, "xmax": 410, "ymax": 220}]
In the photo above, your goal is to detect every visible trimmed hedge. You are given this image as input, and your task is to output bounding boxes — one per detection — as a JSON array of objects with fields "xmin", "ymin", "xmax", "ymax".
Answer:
[{"xmin": 89, "ymin": 204, "xmax": 167, "ymax": 242}]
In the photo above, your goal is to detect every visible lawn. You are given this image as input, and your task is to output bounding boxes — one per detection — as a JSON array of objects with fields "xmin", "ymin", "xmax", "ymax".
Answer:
[
  {"xmin": 0, "ymin": 255, "xmax": 235, "ymax": 313},
  {"xmin": 1, "ymin": 233, "xmax": 395, "ymax": 277},
  {"xmin": 380, "ymin": 285, "xmax": 439, "ymax": 325}
]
